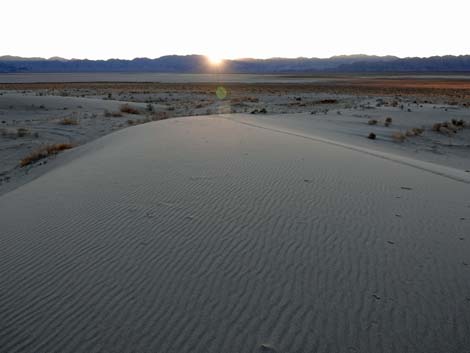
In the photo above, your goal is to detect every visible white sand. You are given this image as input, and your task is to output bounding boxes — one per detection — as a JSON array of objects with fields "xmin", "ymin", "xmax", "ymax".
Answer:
[
  {"xmin": 1, "ymin": 115, "xmax": 469, "ymax": 352},
  {"xmin": 2, "ymin": 90, "xmax": 470, "ymax": 197}
]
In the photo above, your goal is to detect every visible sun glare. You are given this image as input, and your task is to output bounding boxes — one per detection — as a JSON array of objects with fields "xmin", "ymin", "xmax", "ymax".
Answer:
[{"xmin": 208, "ymin": 56, "xmax": 223, "ymax": 66}]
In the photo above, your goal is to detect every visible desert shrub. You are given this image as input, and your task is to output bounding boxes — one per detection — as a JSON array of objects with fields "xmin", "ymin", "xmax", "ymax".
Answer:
[
  {"xmin": 319, "ymin": 99, "xmax": 338, "ymax": 104},
  {"xmin": 432, "ymin": 123, "xmax": 442, "ymax": 132},
  {"xmin": 59, "ymin": 117, "xmax": 79, "ymax": 125},
  {"xmin": 1, "ymin": 127, "xmax": 33, "ymax": 139},
  {"xmin": 392, "ymin": 131, "xmax": 406, "ymax": 142},
  {"xmin": 451, "ymin": 119, "xmax": 466, "ymax": 128},
  {"xmin": 410, "ymin": 127, "xmax": 424, "ymax": 136},
  {"xmin": 368, "ymin": 132, "xmax": 376, "ymax": 140},
  {"xmin": 368, "ymin": 119, "xmax": 378, "ymax": 125},
  {"xmin": 20, "ymin": 143, "xmax": 73, "ymax": 167},
  {"xmin": 16, "ymin": 128, "xmax": 31, "ymax": 137},
  {"xmin": 120, "ymin": 104, "xmax": 141, "ymax": 115}
]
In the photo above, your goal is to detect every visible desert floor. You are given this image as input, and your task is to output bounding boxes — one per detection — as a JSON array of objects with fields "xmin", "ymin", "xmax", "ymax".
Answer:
[
  {"xmin": 1, "ymin": 75, "xmax": 470, "ymax": 195},
  {"xmin": 0, "ymin": 74, "xmax": 470, "ymax": 352}
]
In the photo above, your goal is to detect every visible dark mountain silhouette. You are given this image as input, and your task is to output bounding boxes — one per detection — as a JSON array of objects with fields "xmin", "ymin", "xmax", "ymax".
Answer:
[{"xmin": 1, "ymin": 54, "xmax": 470, "ymax": 73}]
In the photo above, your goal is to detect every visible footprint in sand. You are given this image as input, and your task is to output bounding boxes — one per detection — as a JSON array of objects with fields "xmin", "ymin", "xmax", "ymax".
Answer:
[{"xmin": 260, "ymin": 343, "xmax": 277, "ymax": 352}]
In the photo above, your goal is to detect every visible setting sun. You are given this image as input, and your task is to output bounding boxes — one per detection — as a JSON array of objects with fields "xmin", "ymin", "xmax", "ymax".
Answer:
[{"xmin": 207, "ymin": 56, "xmax": 223, "ymax": 65}]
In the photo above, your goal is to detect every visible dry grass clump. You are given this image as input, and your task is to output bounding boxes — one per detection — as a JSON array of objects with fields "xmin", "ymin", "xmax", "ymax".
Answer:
[
  {"xmin": 16, "ymin": 127, "xmax": 31, "ymax": 137},
  {"xmin": 1, "ymin": 127, "xmax": 34, "ymax": 138},
  {"xmin": 59, "ymin": 117, "xmax": 79, "ymax": 125},
  {"xmin": 412, "ymin": 127, "xmax": 424, "ymax": 135},
  {"xmin": 391, "ymin": 131, "xmax": 406, "ymax": 142},
  {"xmin": 20, "ymin": 143, "xmax": 74, "ymax": 167},
  {"xmin": 251, "ymin": 108, "xmax": 267, "ymax": 114},
  {"xmin": 318, "ymin": 99, "xmax": 338, "ymax": 104},
  {"xmin": 432, "ymin": 119, "xmax": 466, "ymax": 135},
  {"xmin": 120, "ymin": 104, "xmax": 141, "ymax": 115},
  {"xmin": 451, "ymin": 119, "xmax": 466, "ymax": 128},
  {"xmin": 432, "ymin": 122, "xmax": 442, "ymax": 132},
  {"xmin": 368, "ymin": 119, "xmax": 378, "ymax": 125}
]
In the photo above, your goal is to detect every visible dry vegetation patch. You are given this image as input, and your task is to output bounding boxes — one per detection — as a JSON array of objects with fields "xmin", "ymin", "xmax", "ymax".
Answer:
[
  {"xmin": 1, "ymin": 127, "xmax": 37, "ymax": 138},
  {"xmin": 391, "ymin": 131, "xmax": 407, "ymax": 142},
  {"xmin": 20, "ymin": 143, "xmax": 74, "ymax": 167},
  {"xmin": 120, "ymin": 104, "xmax": 141, "ymax": 115},
  {"xmin": 59, "ymin": 117, "xmax": 79, "ymax": 125},
  {"xmin": 432, "ymin": 119, "xmax": 467, "ymax": 135}
]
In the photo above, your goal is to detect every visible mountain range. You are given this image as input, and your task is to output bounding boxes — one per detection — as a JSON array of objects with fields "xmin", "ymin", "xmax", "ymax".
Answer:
[{"xmin": 1, "ymin": 54, "xmax": 470, "ymax": 73}]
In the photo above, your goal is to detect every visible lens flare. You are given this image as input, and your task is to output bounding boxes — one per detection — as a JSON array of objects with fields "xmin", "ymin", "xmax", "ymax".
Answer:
[{"xmin": 216, "ymin": 86, "xmax": 227, "ymax": 99}]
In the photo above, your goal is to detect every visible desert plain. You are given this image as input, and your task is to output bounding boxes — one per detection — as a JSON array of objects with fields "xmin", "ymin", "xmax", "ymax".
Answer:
[{"xmin": 0, "ymin": 73, "xmax": 470, "ymax": 353}]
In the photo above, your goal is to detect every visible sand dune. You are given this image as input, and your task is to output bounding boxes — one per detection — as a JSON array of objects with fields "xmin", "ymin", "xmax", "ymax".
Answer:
[{"xmin": 1, "ymin": 116, "xmax": 470, "ymax": 353}]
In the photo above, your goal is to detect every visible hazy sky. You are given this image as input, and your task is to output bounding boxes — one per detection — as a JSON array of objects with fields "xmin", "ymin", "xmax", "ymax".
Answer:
[{"xmin": 2, "ymin": 0, "xmax": 469, "ymax": 60}]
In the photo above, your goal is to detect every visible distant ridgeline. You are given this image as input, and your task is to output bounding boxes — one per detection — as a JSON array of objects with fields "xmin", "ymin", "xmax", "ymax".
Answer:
[{"xmin": 1, "ymin": 54, "xmax": 470, "ymax": 73}]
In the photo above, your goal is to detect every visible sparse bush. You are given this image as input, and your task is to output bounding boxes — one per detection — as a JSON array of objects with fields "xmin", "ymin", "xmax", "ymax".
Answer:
[
  {"xmin": 368, "ymin": 132, "xmax": 376, "ymax": 140},
  {"xmin": 368, "ymin": 119, "xmax": 378, "ymax": 125},
  {"xmin": 20, "ymin": 143, "xmax": 74, "ymax": 167},
  {"xmin": 319, "ymin": 99, "xmax": 338, "ymax": 104},
  {"xmin": 59, "ymin": 117, "xmax": 79, "ymax": 125},
  {"xmin": 16, "ymin": 127, "xmax": 31, "ymax": 137},
  {"xmin": 432, "ymin": 123, "xmax": 442, "ymax": 132},
  {"xmin": 392, "ymin": 131, "xmax": 406, "ymax": 142},
  {"xmin": 410, "ymin": 127, "xmax": 424, "ymax": 136},
  {"xmin": 120, "ymin": 104, "xmax": 141, "ymax": 115},
  {"xmin": 146, "ymin": 103, "xmax": 154, "ymax": 112},
  {"xmin": 385, "ymin": 117, "xmax": 392, "ymax": 127}
]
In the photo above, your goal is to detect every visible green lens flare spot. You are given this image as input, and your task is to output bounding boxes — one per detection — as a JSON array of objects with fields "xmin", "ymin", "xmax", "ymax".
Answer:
[{"xmin": 216, "ymin": 86, "xmax": 227, "ymax": 100}]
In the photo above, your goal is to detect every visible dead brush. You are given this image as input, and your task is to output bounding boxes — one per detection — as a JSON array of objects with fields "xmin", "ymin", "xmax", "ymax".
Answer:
[
  {"xmin": 120, "ymin": 104, "xmax": 141, "ymax": 115},
  {"xmin": 432, "ymin": 121, "xmax": 462, "ymax": 135},
  {"xmin": 19, "ymin": 143, "xmax": 74, "ymax": 167},
  {"xmin": 406, "ymin": 127, "xmax": 424, "ymax": 137},
  {"xmin": 17, "ymin": 127, "xmax": 31, "ymax": 137},
  {"xmin": 1, "ymin": 127, "xmax": 32, "ymax": 138},
  {"xmin": 59, "ymin": 117, "xmax": 79, "ymax": 125},
  {"xmin": 391, "ymin": 131, "xmax": 406, "ymax": 142}
]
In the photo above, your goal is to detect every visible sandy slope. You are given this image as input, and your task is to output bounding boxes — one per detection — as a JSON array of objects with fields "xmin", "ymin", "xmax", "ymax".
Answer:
[{"xmin": 1, "ymin": 116, "xmax": 470, "ymax": 353}]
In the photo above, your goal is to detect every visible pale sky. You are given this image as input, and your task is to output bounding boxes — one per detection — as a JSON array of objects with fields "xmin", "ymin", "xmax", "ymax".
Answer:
[{"xmin": 2, "ymin": 0, "xmax": 469, "ymax": 60}]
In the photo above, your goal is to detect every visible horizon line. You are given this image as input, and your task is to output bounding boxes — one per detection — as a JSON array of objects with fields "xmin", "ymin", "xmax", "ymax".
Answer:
[{"xmin": 2, "ymin": 53, "xmax": 470, "ymax": 62}]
